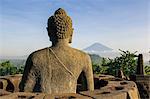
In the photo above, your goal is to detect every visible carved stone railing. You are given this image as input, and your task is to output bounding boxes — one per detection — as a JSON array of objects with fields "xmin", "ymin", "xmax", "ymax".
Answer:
[{"xmin": 0, "ymin": 74, "xmax": 140, "ymax": 99}]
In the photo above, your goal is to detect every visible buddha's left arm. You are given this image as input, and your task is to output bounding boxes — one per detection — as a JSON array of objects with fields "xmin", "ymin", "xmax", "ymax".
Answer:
[{"xmin": 19, "ymin": 54, "xmax": 36, "ymax": 92}]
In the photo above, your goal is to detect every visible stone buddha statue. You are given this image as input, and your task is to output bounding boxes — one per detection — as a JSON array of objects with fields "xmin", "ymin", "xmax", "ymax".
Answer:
[{"xmin": 19, "ymin": 8, "xmax": 94, "ymax": 94}]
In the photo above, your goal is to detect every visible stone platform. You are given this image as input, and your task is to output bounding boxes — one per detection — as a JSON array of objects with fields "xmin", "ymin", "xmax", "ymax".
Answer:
[{"xmin": 0, "ymin": 74, "xmax": 140, "ymax": 99}]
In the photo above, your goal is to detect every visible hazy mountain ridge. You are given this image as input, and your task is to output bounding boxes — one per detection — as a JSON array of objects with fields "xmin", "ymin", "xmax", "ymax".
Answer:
[
  {"xmin": 0, "ymin": 59, "xmax": 26, "ymax": 67},
  {"xmin": 84, "ymin": 43, "xmax": 150, "ymax": 62},
  {"xmin": 84, "ymin": 43, "xmax": 118, "ymax": 59},
  {"xmin": 84, "ymin": 42, "xmax": 113, "ymax": 52},
  {"xmin": 0, "ymin": 55, "xmax": 28, "ymax": 60}
]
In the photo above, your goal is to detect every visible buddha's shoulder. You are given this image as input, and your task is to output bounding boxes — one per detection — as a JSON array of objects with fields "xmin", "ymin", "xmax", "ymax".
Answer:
[
  {"xmin": 29, "ymin": 47, "xmax": 49, "ymax": 59},
  {"xmin": 71, "ymin": 48, "xmax": 90, "ymax": 58}
]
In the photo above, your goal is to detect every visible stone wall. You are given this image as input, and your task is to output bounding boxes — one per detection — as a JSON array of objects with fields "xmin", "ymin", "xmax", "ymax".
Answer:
[{"xmin": 0, "ymin": 74, "xmax": 140, "ymax": 99}]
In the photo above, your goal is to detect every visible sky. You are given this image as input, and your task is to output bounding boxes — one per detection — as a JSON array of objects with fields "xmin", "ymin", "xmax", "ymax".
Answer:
[{"xmin": 0, "ymin": 0, "xmax": 149, "ymax": 56}]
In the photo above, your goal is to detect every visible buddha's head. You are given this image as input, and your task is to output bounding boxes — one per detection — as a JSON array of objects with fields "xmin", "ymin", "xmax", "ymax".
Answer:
[{"xmin": 47, "ymin": 8, "xmax": 73, "ymax": 44}]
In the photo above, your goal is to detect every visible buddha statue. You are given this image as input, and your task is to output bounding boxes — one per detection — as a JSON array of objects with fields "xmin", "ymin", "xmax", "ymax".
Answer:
[{"xmin": 19, "ymin": 8, "xmax": 94, "ymax": 94}]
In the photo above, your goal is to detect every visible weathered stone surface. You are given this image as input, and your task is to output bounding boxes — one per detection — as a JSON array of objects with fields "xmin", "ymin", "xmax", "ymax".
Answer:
[
  {"xmin": 0, "ymin": 74, "xmax": 22, "ymax": 92},
  {"xmin": 127, "ymin": 87, "xmax": 139, "ymax": 99},
  {"xmin": 95, "ymin": 74, "xmax": 115, "ymax": 80},
  {"xmin": 0, "ymin": 79, "xmax": 8, "ymax": 90},
  {"xmin": 0, "ymin": 89, "xmax": 11, "ymax": 97},
  {"xmin": 80, "ymin": 80, "xmax": 140, "ymax": 99},
  {"xmin": 135, "ymin": 54, "xmax": 150, "ymax": 99},
  {"xmin": 0, "ymin": 93, "xmax": 17, "ymax": 99},
  {"xmin": 0, "ymin": 74, "xmax": 140, "ymax": 99},
  {"xmin": 44, "ymin": 93, "xmax": 92, "ymax": 99},
  {"xmin": 7, "ymin": 74, "xmax": 22, "ymax": 92},
  {"xmin": 0, "ymin": 92, "xmax": 37, "ymax": 99},
  {"xmin": 0, "ymin": 92, "xmax": 92, "ymax": 99},
  {"xmin": 19, "ymin": 8, "xmax": 94, "ymax": 94},
  {"xmin": 80, "ymin": 90, "xmax": 127, "ymax": 99},
  {"xmin": 136, "ymin": 75, "xmax": 150, "ymax": 99}
]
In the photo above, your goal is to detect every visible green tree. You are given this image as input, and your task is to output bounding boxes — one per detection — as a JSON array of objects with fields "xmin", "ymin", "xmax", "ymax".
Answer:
[
  {"xmin": 0, "ymin": 60, "xmax": 24, "ymax": 76},
  {"xmin": 91, "ymin": 57, "xmax": 109, "ymax": 74},
  {"xmin": 0, "ymin": 61, "xmax": 12, "ymax": 75},
  {"xmin": 17, "ymin": 65, "xmax": 24, "ymax": 74},
  {"xmin": 105, "ymin": 50, "xmax": 138, "ymax": 76}
]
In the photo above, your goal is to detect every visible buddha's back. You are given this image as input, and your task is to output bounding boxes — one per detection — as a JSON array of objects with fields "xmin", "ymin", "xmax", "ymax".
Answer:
[
  {"xmin": 25, "ymin": 46, "xmax": 90, "ymax": 93},
  {"xmin": 19, "ymin": 8, "xmax": 94, "ymax": 94}
]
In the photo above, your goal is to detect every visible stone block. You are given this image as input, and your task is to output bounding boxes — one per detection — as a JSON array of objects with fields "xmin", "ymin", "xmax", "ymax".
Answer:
[
  {"xmin": 44, "ymin": 93, "xmax": 92, "ymax": 99},
  {"xmin": 0, "ymin": 89, "xmax": 11, "ymax": 97},
  {"xmin": 80, "ymin": 80, "xmax": 140, "ymax": 99},
  {"xmin": 80, "ymin": 90, "xmax": 127, "ymax": 99}
]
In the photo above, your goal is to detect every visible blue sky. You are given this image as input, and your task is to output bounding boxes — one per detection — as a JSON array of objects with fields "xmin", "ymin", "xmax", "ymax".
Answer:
[{"xmin": 0, "ymin": 0, "xmax": 149, "ymax": 56}]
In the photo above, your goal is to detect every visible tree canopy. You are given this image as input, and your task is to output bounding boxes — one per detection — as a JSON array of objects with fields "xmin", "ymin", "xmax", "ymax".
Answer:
[{"xmin": 0, "ymin": 60, "xmax": 24, "ymax": 76}]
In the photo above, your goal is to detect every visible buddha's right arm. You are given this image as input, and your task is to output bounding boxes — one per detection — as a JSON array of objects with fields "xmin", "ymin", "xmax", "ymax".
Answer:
[{"xmin": 19, "ymin": 55, "xmax": 36, "ymax": 92}]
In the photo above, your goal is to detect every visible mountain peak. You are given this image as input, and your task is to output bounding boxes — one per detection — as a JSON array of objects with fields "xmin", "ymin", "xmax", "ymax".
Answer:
[{"xmin": 84, "ymin": 43, "xmax": 113, "ymax": 52}]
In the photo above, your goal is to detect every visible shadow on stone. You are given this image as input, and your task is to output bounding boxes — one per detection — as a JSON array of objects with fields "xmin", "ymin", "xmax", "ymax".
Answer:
[
  {"xmin": 94, "ymin": 78, "xmax": 108, "ymax": 89},
  {"xmin": 6, "ymin": 79, "xmax": 14, "ymax": 92},
  {"xmin": 120, "ymin": 82, "xmax": 128, "ymax": 85},
  {"xmin": 77, "ymin": 71, "xmax": 87, "ymax": 92},
  {"xmin": 115, "ymin": 86, "xmax": 124, "ymax": 90}
]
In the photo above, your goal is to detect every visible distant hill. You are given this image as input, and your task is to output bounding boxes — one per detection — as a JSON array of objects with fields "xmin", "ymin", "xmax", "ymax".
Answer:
[
  {"xmin": 83, "ymin": 43, "xmax": 119, "ymax": 59},
  {"xmin": 0, "ymin": 55, "xmax": 27, "ymax": 67},
  {"xmin": 0, "ymin": 59, "xmax": 26, "ymax": 67},
  {"xmin": 84, "ymin": 43, "xmax": 113, "ymax": 53},
  {"xmin": 0, "ymin": 55, "xmax": 28, "ymax": 60},
  {"xmin": 89, "ymin": 54, "xmax": 103, "ymax": 65}
]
